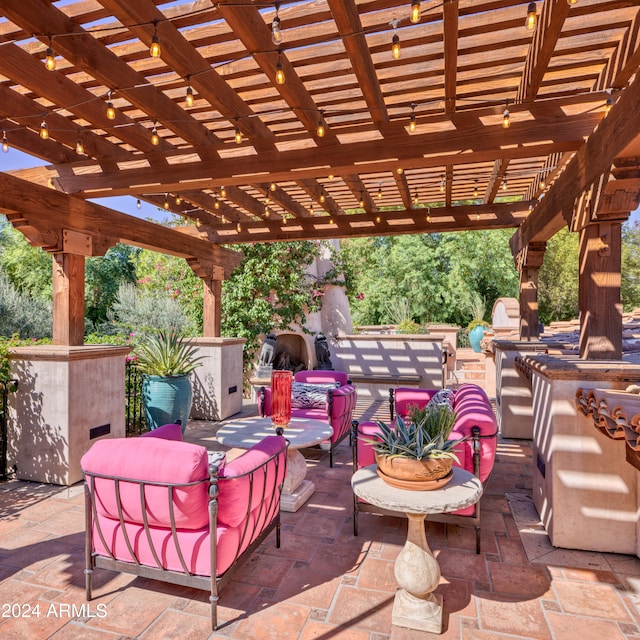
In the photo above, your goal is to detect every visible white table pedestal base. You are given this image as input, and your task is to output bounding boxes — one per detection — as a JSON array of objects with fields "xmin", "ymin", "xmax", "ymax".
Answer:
[
  {"xmin": 392, "ymin": 512, "xmax": 443, "ymax": 633},
  {"xmin": 280, "ymin": 479, "xmax": 315, "ymax": 512}
]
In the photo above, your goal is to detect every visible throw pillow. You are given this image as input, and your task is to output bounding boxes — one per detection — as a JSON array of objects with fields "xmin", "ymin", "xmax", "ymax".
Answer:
[
  {"xmin": 291, "ymin": 381, "xmax": 339, "ymax": 409},
  {"xmin": 426, "ymin": 388, "xmax": 455, "ymax": 412}
]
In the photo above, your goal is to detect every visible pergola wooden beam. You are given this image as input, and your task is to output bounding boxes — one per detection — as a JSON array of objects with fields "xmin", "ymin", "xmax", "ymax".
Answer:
[
  {"xmin": 44, "ymin": 111, "xmax": 601, "ymax": 198},
  {"xmin": 0, "ymin": 172, "xmax": 242, "ymax": 273},
  {"xmin": 510, "ymin": 70, "xmax": 640, "ymax": 256},
  {"xmin": 443, "ymin": 0, "xmax": 459, "ymax": 115}
]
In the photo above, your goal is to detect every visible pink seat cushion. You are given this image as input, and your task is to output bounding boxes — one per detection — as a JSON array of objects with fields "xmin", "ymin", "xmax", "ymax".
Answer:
[
  {"xmin": 294, "ymin": 370, "xmax": 349, "ymax": 386},
  {"xmin": 140, "ymin": 423, "xmax": 183, "ymax": 441},
  {"xmin": 217, "ymin": 436, "xmax": 287, "ymax": 528},
  {"xmin": 81, "ymin": 437, "xmax": 209, "ymax": 530}
]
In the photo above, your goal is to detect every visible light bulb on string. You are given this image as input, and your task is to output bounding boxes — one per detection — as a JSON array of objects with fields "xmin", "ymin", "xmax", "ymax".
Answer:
[
  {"xmin": 410, "ymin": 0, "xmax": 421, "ymax": 24},
  {"xmin": 426, "ymin": 207, "xmax": 431, "ymax": 223},
  {"xmin": 136, "ymin": 199, "xmax": 141, "ymax": 209},
  {"xmin": 526, "ymin": 2, "xmax": 537, "ymax": 30},
  {"xmin": 540, "ymin": 174, "xmax": 546, "ymax": 190},
  {"xmin": 214, "ymin": 198, "xmax": 220, "ymax": 210},
  {"xmin": 319, "ymin": 192, "xmax": 325, "ymax": 203},
  {"xmin": 377, "ymin": 185, "xmax": 383, "ymax": 200},
  {"xmin": 605, "ymin": 92, "xmax": 613, "ymax": 113},
  {"xmin": 265, "ymin": 205, "xmax": 270, "ymax": 217},
  {"xmin": 409, "ymin": 103, "xmax": 417, "ymax": 133},
  {"xmin": 270, "ymin": 182, "xmax": 277, "ymax": 192},
  {"xmin": 220, "ymin": 186, "xmax": 226, "ymax": 197},
  {"xmin": 39, "ymin": 119, "xmax": 48, "ymax": 140},
  {"xmin": 106, "ymin": 91, "xmax": 116, "ymax": 120},
  {"xmin": 439, "ymin": 174, "xmax": 445, "ymax": 193},
  {"xmin": 502, "ymin": 101, "xmax": 510, "ymax": 128},
  {"xmin": 236, "ymin": 222, "xmax": 242, "ymax": 233},
  {"xmin": 150, "ymin": 20, "xmax": 161, "ymax": 58},
  {"xmin": 359, "ymin": 192, "xmax": 365, "ymax": 208},
  {"xmin": 282, "ymin": 215, "xmax": 288, "ymax": 225},
  {"xmin": 316, "ymin": 113, "xmax": 326, "ymax": 138},
  {"xmin": 151, "ymin": 121, "xmax": 160, "ymax": 146},
  {"xmin": 275, "ymin": 50, "xmax": 285, "ymax": 85},
  {"xmin": 328, "ymin": 173, "xmax": 334, "ymax": 181},
  {"xmin": 375, "ymin": 215, "xmax": 381, "ymax": 224},
  {"xmin": 272, "ymin": 4, "xmax": 283, "ymax": 46},
  {"xmin": 396, "ymin": 167, "xmax": 403, "ymax": 175},
  {"xmin": 391, "ymin": 20, "xmax": 400, "ymax": 59},
  {"xmin": 2, "ymin": 131, "xmax": 8, "ymax": 153},
  {"xmin": 265, "ymin": 195, "xmax": 270, "ymax": 205},
  {"xmin": 221, "ymin": 214, "xmax": 227, "ymax": 223},
  {"xmin": 75, "ymin": 135, "xmax": 85, "ymax": 155},
  {"xmin": 502, "ymin": 178, "xmax": 508, "ymax": 191},
  {"xmin": 235, "ymin": 121, "xmax": 242, "ymax": 144},
  {"xmin": 413, "ymin": 190, "xmax": 419, "ymax": 206},
  {"xmin": 175, "ymin": 194, "xmax": 182, "ymax": 205},
  {"xmin": 567, "ymin": 0, "xmax": 577, "ymax": 5},
  {"xmin": 164, "ymin": 194, "xmax": 169, "ymax": 210},
  {"xmin": 476, "ymin": 210, "xmax": 480, "ymax": 221},
  {"xmin": 45, "ymin": 35, "xmax": 56, "ymax": 71},
  {"xmin": 473, "ymin": 179, "xmax": 479, "ymax": 198},
  {"xmin": 185, "ymin": 82, "xmax": 194, "ymax": 107}
]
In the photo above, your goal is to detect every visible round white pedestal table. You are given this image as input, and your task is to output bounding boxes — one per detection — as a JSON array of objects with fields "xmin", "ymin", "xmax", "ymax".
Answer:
[
  {"xmin": 216, "ymin": 416, "xmax": 332, "ymax": 512},
  {"xmin": 351, "ymin": 465, "xmax": 483, "ymax": 634}
]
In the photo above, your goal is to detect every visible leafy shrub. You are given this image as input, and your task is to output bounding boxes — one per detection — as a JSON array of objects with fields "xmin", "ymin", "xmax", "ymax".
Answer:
[{"xmin": 0, "ymin": 270, "xmax": 51, "ymax": 339}]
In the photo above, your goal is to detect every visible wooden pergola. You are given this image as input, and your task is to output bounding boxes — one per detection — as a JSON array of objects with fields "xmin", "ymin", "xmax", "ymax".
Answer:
[{"xmin": 1, "ymin": 0, "xmax": 640, "ymax": 356}]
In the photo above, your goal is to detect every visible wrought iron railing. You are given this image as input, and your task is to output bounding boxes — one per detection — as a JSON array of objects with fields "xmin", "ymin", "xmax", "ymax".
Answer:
[
  {"xmin": 0, "ymin": 379, "xmax": 18, "ymax": 481},
  {"xmin": 125, "ymin": 360, "xmax": 146, "ymax": 437},
  {"xmin": 456, "ymin": 328, "xmax": 471, "ymax": 349}
]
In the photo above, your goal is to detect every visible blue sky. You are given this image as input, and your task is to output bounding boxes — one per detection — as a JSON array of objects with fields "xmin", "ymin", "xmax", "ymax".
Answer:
[{"xmin": 1, "ymin": 147, "xmax": 639, "ymax": 224}]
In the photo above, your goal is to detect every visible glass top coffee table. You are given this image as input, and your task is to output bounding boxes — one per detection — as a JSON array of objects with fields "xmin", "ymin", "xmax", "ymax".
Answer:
[{"xmin": 216, "ymin": 416, "xmax": 333, "ymax": 512}]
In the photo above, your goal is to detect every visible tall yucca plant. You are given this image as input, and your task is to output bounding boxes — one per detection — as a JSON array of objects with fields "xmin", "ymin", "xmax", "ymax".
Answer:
[{"xmin": 135, "ymin": 330, "xmax": 203, "ymax": 377}]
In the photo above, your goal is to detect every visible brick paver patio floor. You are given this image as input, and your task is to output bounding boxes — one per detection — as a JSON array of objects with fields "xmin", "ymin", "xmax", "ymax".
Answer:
[{"xmin": 1, "ymin": 407, "xmax": 639, "ymax": 639}]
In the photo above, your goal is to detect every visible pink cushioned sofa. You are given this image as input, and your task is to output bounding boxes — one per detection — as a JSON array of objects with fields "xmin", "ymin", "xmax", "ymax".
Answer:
[
  {"xmin": 81, "ymin": 424, "xmax": 288, "ymax": 630},
  {"xmin": 352, "ymin": 383, "xmax": 497, "ymax": 553},
  {"xmin": 258, "ymin": 370, "xmax": 357, "ymax": 467}
]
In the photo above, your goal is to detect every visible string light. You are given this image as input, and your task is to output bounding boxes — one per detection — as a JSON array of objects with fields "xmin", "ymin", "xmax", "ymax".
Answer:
[
  {"xmin": 272, "ymin": 4, "xmax": 283, "ymax": 45},
  {"xmin": 540, "ymin": 173, "xmax": 546, "ymax": 189},
  {"xmin": 605, "ymin": 91, "xmax": 613, "ymax": 113},
  {"xmin": 75, "ymin": 135, "xmax": 85, "ymax": 155},
  {"xmin": 409, "ymin": 103, "xmax": 417, "ymax": 133},
  {"xmin": 319, "ymin": 192, "xmax": 326, "ymax": 203},
  {"xmin": 375, "ymin": 215, "xmax": 381, "ymax": 224},
  {"xmin": 567, "ymin": 0, "xmax": 577, "ymax": 4},
  {"xmin": 136, "ymin": 198, "xmax": 141, "ymax": 209},
  {"xmin": 413, "ymin": 190, "xmax": 419, "ymax": 206},
  {"xmin": 150, "ymin": 20, "xmax": 161, "ymax": 58},
  {"xmin": 328, "ymin": 173, "xmax": 334, "ymax": 181},
  {"xmin": 309, "ymin": 199, "xmax": 314, "ymax": 215},
  {"xmin": 235, "ymin": 120, "xmax": 242, "ymax": 144},
  {"xmin": 151, "ymin": 121, "xmax": 160, "ymax": 145},
  {"xmin": 236, "ymin": 222, "xmax": 242, "ymax": 233},
  {"xmin": 359, "ymin": 192, "xmax": 365, "ymax": 208},
  {"xmin": 426, "ymin": 207, "xmax": 431, "ymax": 223},
  {"xmin": 474, "ymin": 179, "xmax": 479, "ymax": 198},
  {"xmin": 275, "ymin": 50, "xmax": 285, "ymax": 85},
  {"xmin": 265, "ymin": 205, "xmax": 269, "ymax": 216},
  {"xmin": 526, "ymin": 2, "xmax": 537, "ymax": 30},
  {"xmin": 396, "ymin": 167, "xmax": 403, "ymax": 174},
  {"xmin": 502, "ymin": 101, "xmax": 510, "ymax": 128},
  {"xmin": 164, "ymin": 193, "xmax": 169, "ymax": 209},
  {"xmin": 2, "ymin": 131, "xmax": 8, "ymax": 153},
  {"xmin": 214, "ymin": 197, "xmax": 220, "ymax": 209},
  {"xmin": 220, "ymin": 186, "xmax": 226, "ymax": 197},
  {"xmin": 39, "ymin": 119, "xmax": 48, "ymax": 140},
  {"xmin": 45, "ymin": 35, "xmax": 56, "ymax": 71},
  {"xmin": 270, "ymin": 182, "xmax": 277, "ymax": 191},
  {"xmin": 410, "ymin": 0, "xmax": 421, "ymax": 24},
  {"xmin": 221, "ymin": 214, "xmax": 226, "ymax": 223},
  {"xmin": 439, "ymin": 174, "xmax": 445, "ymax": 193},
  {"xmin": 185, "ymin": 81, "xmax": 194, "ymax": 107},
  {"xmin": 502, "ymin": 178, "xmax": 508, "ymax": 191},
  {"xmin": 476, "ymin": 210, "xmax": 480, "ymax": 221},
  {"xmin": 316, "ymin": 113, "xmax": 326, "ymax": 138},
  {"xmin": 377, "ymin": 185, "xmax": 383, "ymax": 200},
  {"xmin": 391, "ymin": 20, "xmax": 401, "ymax": 59},
  {"xmin": 282, "ymin": 215, "xmax": 288, "ymax": 225},
  {"xmin": 175, "ymin": 194, "xmax": 182, "ymax": 205},
  {"xmin": 265, "ymin": 195, "xmax": 270, "ymax": 204},
  {"xmin": 106, "ymin": 91, "xmax": 116, "ymax": 120}
]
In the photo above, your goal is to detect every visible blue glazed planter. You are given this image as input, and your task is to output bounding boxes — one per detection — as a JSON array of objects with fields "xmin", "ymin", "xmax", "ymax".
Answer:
[
  {"xmin": 142, "ymin": 375, "xmax": 193, "ymax": 433},
  {"xmin": 468, "ymin": 325, "xmax": 487, "ymax": 353}
]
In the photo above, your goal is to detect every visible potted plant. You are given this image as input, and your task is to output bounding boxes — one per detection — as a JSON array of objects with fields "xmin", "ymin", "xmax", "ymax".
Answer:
[
  {"xmin": 135, "ymin": 330, "xmax": 204, "ymax": 433},
  {"xmin": 466, "ymin": 292, "xmax": 489, "ymax": 353},
  {"xmin": 361, "ymin": 402, "xmax": 461, "ymax": 490}
]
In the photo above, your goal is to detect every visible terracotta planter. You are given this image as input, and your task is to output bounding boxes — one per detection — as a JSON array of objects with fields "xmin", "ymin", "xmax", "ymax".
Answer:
[{"xmin": 375, "ymin": 452, "xmax": 453, "ymax": 491}]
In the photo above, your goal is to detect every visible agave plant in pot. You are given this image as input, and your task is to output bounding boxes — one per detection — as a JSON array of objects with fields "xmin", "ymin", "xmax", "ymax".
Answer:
[
  {"xmin": 135, "ymin": 330, "xmax": 204, "ymax": 433},
  {"xmin": 362, "ymin": 402, "xmax": 461, "ymax": 490}
]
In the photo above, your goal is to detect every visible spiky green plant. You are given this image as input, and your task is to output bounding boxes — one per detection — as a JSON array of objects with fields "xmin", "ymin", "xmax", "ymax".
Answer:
[
  {"xmin": 361, "ymin": 404, "xmax": 461, "ymax": 461},
  {"xmin": 135, "ymin": 330, "xmax": 203, "ymax": 377}
]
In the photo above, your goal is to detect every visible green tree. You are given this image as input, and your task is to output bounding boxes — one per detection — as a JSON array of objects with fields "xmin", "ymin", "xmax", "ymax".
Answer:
[
  {"xmin": 538, "ymin": 228, "xmax": 579, "ymax": 324},
  {"xmin": 622, "ymin": 221, "xmax": 640, "ymax": 311}
]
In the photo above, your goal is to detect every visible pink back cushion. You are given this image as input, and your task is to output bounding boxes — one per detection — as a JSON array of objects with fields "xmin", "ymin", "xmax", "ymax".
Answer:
[
  {"xmin": 217, "ymin": 436, "xmax": 287, "ymax": 528},
  {"xmin": 81, "ymin": 436, "xmax": 209, "ymax": 530},
  {"xmin": 295, "ymin": 370, "xmax": 349, "ymax": 387},
  {"xmin": 140, "ymin": 423, "xmax": 183, "ymax": 441},
  {"xmin": 394, "ymin": 388, "xmax": 435, "ymax": 418}
]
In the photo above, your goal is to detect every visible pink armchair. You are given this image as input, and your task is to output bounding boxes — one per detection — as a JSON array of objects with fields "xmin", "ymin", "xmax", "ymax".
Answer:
[
  {"xmin": 81, "ymin": 424, "xmax": 287, "ymax": 630},
  {"xmin": 258, "ymin": 370, "xmax": 357, "ymax": 467},
  {"xmin": 352, "ymin": 383, "xmax": 497, "ymax": 553}
]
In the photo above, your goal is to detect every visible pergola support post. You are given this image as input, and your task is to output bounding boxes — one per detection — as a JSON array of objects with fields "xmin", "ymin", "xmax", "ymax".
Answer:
[
  {"xmin": 578, "ymin": 221, "xmax": 623, "ymax": 360},
  {"xmin": 203, "ymin": 277, "xmax": 222, "ymax": 338},
  {"xmin": 516, "ymin": 242, "xmax": 546, "ymax": 341},
  {"xmin": 52, "ymin": 252, "xmax": 85, "ymax": 346}
]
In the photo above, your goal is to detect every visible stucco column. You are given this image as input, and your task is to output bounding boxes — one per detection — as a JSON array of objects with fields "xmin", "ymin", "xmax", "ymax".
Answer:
[{"xmin": 52, "ymin": 252, "xmax": 85, "ymax": 346}]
